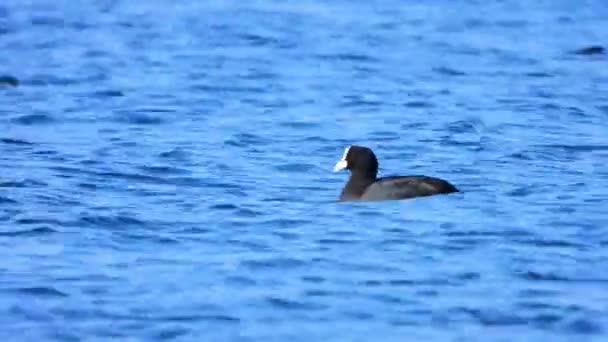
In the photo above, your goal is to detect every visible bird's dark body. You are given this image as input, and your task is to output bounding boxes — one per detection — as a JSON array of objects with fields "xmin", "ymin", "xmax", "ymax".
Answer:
[{"xmin": 340, "ymin": 175, "xmax": 458, "ymax": 202}]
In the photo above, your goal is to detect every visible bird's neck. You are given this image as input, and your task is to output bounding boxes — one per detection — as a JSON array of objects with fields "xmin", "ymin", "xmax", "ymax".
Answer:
[{"xmin": 343, "ymin": 170, "xmax": 377, "ymax": 198}]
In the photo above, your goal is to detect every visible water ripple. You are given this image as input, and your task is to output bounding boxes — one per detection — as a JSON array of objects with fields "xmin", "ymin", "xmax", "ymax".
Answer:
[
  {"xmin": 433, "ymin": 66, "xmax": 467, "ymax": 77},
  {"xmin": 74, "ymin": 214, "xmax": 145, "ymax": 229},
  {"xmin": 0, "ymin": 75, "xmax": 19, "ymax": 87},
  {"xmin": 93, "ymin": 89, "xmax": 125, "ymax": 98},
  {"xmin": 0, "ymin": 226, "xmax": 57, "ymax": 237},
  {"xmin": 112, "ymin": 111, "xmax": 165, "ymax": 125},
  {"xmin": 241, "ymin": 257, "xmax": 306, "ymax": 270},
  {"xmin": 266, "ymin": 296, "xmax": 328, "ymax": 311},
  {"xmin": 0, "ymin": 196, "xmax": 17, "ymax": 204},
  {"xmin": 2, "ymin": 1, "xmax": 608, "ymax": 341},
  {"xmin": 11, "ymin": 113, "xmax": 55, "ymax": 125},
  {"xmin": 12, "ymin": 286, "xmax": 68, "ymax": 298},
  {"xmin": 516, "ymin": 270, "xmax": 608, "ymax": 283},
  {"xmin": 1, "ymin": 138, "xmax": 34, "ymax": 145}
]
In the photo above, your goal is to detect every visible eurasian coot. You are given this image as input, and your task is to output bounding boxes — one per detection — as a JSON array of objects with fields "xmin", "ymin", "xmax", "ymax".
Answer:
[{"xmin": 333, "ymin": 145, "xmax": 459, "ymax": 202}]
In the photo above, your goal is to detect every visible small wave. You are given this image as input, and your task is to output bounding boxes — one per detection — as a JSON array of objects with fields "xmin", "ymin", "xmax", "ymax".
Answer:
[
  {"xmin": 525, "ymin": 71, "xmax": 554, "ymax": 78},
  {"xmin": 565, "ymin": 318, "xmax": 604, "ymax": 334},
  {"xmin": 120, "ymin": 232, "xmax": 179, "ymax": 245},
  {"xmin": 507, "ymin": 186, "xmax": 539, "ymax": 197},
  {"xmin": 209, "ymin": 203, "xmax": 239, "ymax": 210},
  {"xmin": 516, "ymin": 300, "xmax": 561, "ymax": 311},
  {"xmin": 76, "ymin": 182, "xmax": 98, "ymax": 190},
  {"xmin": 238, "ymin": 32, "xmax": 280, "ymax": 47},
  {"xmin": 362, "ymin": 277, "xmax": 453, "ymax": 287},
  {"xmin": 514, "ymin": 237, "xmax": 585, "ymax": 249},
  {"xmin": 0, "ymin": 226, "xmax": 57, "ymax": 237},
  {"xmin": 0, "ymin": 195, "xmax": 17, "ymax": 204},
  {"xmin": 162, "ymin": 314, "xmax": 240, "ymax": 323},
  {"xmin": 301, "ymin": 275, "xmax": 325, "ymax": 284},
  {"xmin": 196, "ymin": 179, "xmax": 243, "ymax": 190},
  {"xmin": 433, "ymin": 66, "xmax": 467, "ymax": 76},
  {"xmin": 173, "ymin": 227, "xmax": 212, "ymax": 235},
  {"xmin": 443, "ymin": 229, "xmax": 506, "ymax": 238},
  {"xmin": 0, "ymin": 74, "xmax": 19, "ymax": 87},
  {"xmin": 235, "ymin": 208, "xmax": 261, "ymax": 218},
  {"xmin": 279, "ymin": 121, "xmax": 320, "ymax": 129},
  {"xmin": 572, "ymin": 45, "xmax": 605, "ymax": 56},
  {"xmin": 156, "ymin": 327, "xmax": 189, "ymax": 340},
  {"xmin": 516, "ymin": 270, "xmax": 608, "ymax": 283},
  {"xmin": 225, "ymin": 275, "xmax": 257, "ymax": 286},
  {"xmin": 274, "ymin": 163, "xmax": 316, "ymax": 172},
  {"xmin": 11, "ymin": 113, "xmax": 55, "ymax": 125},
  {"xmin": 224, "ymin": 132, "xmax": 271, "ymax": 147},
  {"xmin": 266, "ymin": 296, "xmax": 327, "ymax": 311},
  {"xmin": 367, "ymin": 293, "xmax": 410, "ymax": 305},
  {"xmin": 344, "ymin": 310, "xmax": 376, "ymax": 322},
  {"xmin": 464, "ymin": 19, "xmax": 486, "ymax": 28},
  {"xmin": 241, "ymin": 257, "xmax": 306, "ymax": 270},
  {"xmin": 535, "ymin": 144, "xmax": 608, "ymax": 152},
  {"xmin": 507, "ymin": 151, "xmax": 533, "ymax": 160},
  {"xmin": 272, "ymin": 231, "xmax": 300, "ymax": 241},
  {"xmin": 159, "ymin": 148, "xmax": 191, "ymax": 161},
  {"xmin": 339, "ymin": 94, "xmax": 382, "ymax": 108},
  {"xmin": 31, "ymin": 15, "xmax": 64, "ymax": 27},
  {"xmin": 191, "ymin": 84, "xmax": 266, "ymax": 94},
  {"xmin": 262, "ymin": 196, "xmax": 291, "ymax": 202},
  {"xmin": 113, "ymin": 111, "xmax": 165, "ymax": 125},
  {"xmin": 316, "ymin": 52, "xmax": 380, "ymax": 63},
  {"xmin": 403, "ymin": 101, "xmax": 434, "ymax": 108},
  {"xmin": 401, "ymin": 122, "xmax": 429, "ymax": 130},
  {"xmin": 49, "ymin": 166, "xmax": 168, "ymax": 185},
  {"xmin": 137, "ymin": 165, "xmax": 191, "ymax": 175},
  {"xmin": 356, "ymin": 210, "xmax": 381, "ymax": 218},
  {"xmin": 317, "ymin": 238, "xmax": 359, "ymax": 246},
  {"xmin": 93, "ymin": 89, "xmax": 124, "ymax": 98},
  {"xmin": 303, "ymin": 289, "xmax": 332, "ymax": 298},
  {"xmin": 453, "ymin": 307, "xmax": 527, "ymax": 326},
  {"xmin": 75, "ymin": 214, "xmax": 144, "ymax": 228},
  {"xmin": 239, "ymin": 70, "xmax": 280, "ymax": 81},
  {"xmin": 15, "ymin": 217, "xmax": 63, "ymax": 226},
  {"xmin": 0, "ymin": 138, "xmax": 34, "ymax": 145},
  {"xmin": 456, "ymin": 271, "xmax": 481, "ymax": 281},
  {"xmin": 260, "ymin": 218, "xmax": 311, "ymax": 227},
  {"xmin": 14, "ymin": 286, "xmax": 68, "ymax": 298},
  {"xmin": 368, "ymin": 130, "xmax": 400, "ymax": 142},
  {"xmin": 29, "ymin": 74, "xmax": 76, "ymax": 86},
  {"xmin": 445, "ymin": 118, "xmax": 485, "ymax": 134},
  {"xmin": 298, "ymin": 136, "xmax": 332, "ymax": 144},
  {"xmin": 495, "ymin": 19, "xmax": 529, "ymax": 28}
]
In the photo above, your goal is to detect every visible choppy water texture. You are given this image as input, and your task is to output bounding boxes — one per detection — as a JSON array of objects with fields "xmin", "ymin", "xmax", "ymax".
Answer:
[{"xmin": 1, "ymin": 0, "xmax": 608, "ymax": 341}]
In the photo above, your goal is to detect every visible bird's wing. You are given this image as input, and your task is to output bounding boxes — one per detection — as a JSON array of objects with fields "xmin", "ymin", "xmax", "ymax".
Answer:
[{"xmin": 361, "ymin": 176, "xmax": 457, "ymax": 201}]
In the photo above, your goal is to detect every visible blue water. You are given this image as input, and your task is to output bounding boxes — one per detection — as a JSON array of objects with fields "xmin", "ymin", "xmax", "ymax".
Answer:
[{"xmin": 1, "ymin": 0, "xmax": 608, "ymax": 341}]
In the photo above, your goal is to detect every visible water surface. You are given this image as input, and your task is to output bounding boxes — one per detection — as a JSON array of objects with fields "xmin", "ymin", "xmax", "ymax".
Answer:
[{"xmin": 1, "ymin": 0, "xmax": 607, "ymax": 341}]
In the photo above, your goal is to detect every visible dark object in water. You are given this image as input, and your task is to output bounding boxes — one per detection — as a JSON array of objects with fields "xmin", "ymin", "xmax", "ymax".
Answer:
[
  {"xmin": 573, "ymin": 46, "xmax": 605, "ymax": 55},
  {"xmin": 0, "ymin": 75, "xmax": 19, "ymax": 87},
  {"xmin": 333, "ymin": 145, "xmax": 459, "ymax": 202}
]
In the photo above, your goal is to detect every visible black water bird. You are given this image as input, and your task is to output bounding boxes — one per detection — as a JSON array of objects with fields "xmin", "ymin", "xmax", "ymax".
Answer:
[{"xmin": 333, "ymin": 145, "xmax": 459, "ymax": 202}]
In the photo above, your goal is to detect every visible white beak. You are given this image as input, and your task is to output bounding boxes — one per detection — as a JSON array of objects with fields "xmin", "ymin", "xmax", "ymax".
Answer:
[
  {"xmin": 333, "ymin": 159, "xmax": 348, "ymax": 172},
  {"xmin": 333, "ymin": 146, "xmax": 351, "ymax": 172}
]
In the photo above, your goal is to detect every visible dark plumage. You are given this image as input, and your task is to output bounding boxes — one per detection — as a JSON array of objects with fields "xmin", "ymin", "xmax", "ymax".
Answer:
[{"xmin": 333, "ymin": 145, "xmax": 459, "ymax": 202}]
